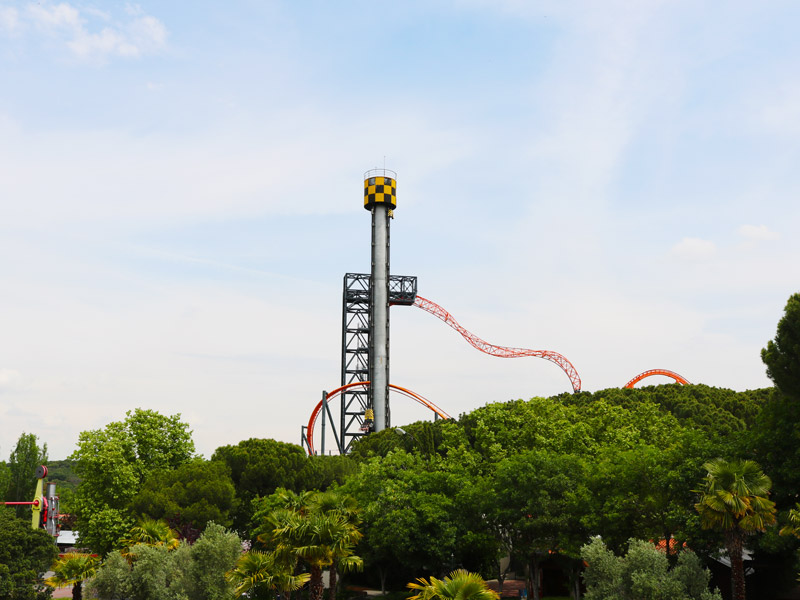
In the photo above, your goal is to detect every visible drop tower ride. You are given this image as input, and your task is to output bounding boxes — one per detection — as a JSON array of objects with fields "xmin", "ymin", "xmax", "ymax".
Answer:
[{"xmin": 364, "ymin": 169, "xmax": 397, "ymax": 433}]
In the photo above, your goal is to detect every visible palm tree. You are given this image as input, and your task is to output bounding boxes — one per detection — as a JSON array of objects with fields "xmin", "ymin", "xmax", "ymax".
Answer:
[
  {"xmin": 407, "ymin": 569, "xmax": 500, "ymax": 600},
  {"xmin": 45, "ymin": 553, "xmax": 100, "ymax": 600},
  {"xmin": 309, "ymin": 490, "xmax": 363, "ymax": 600},
  {"xmin": 779, "ymin": 503, "xmax": 800, "ymax": 538},
  {"xmin": 695, "ymin": 458, "xmax": 776, "ymax": 600},
  {"xmin": 121, "ymin": 516, "xmax": 180, "ymax": 562},
  {"xmin": 125, "ymin": 516, "xmax": 180, "ymax": 547},
  {"xmin": 269, "ymin": 501, "xmax": 363, "ymax": 600},
  {"xmin": 226, "ymin": 550, "xmax": 310, "ymax": 599}
]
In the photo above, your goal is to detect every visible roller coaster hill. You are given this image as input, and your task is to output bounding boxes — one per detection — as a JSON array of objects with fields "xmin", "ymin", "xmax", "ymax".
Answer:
[{"xmin": 299, "ymin": 169, "xmax": 692, "ymax": 456}]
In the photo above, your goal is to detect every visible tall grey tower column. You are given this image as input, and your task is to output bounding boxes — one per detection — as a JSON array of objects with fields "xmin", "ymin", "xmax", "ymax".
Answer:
[{"xmin": 363, "ymin": 169, "xmax": 397, "ymax": 432}]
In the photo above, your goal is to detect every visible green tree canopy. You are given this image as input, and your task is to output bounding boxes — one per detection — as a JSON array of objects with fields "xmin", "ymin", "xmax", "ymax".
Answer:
[
  {"xmin": 212, "ymin": 438, "xmax": 320, "ymax": 529},
  {"xmin": 88, "ymin": 522, "xmax": 241, "ymax": 600},
  {"xmin": 0, "ymin": 507, "xmax": 59, "ymax": 600},
  {"xmin": 581, "ymin": 537, "xmax": 721, "ymax": 600},
  {"xmin": 5, "ymin": 433, "xmax": 48, "ymax": 519},
  {"xmin": 69, "ymin": 409, "xmax": 195, "ymax": 555},
  {"xmin": 762, "ymin": 292, "xmax": 800, "ymax": 399},
  {"xmin": 130, "ymin": 459, "xmax": 237, "ymax": 534}
]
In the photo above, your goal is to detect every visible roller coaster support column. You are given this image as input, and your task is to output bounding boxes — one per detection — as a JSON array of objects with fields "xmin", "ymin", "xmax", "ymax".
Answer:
[{"xmin": 364, "ymin": 169, "xmax": 397, "ymax": 432}]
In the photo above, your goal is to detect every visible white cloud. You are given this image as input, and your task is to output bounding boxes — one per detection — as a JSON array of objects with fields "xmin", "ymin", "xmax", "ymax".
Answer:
[
  {"xmin": 0, "ymin": 6, "xmax": 20, "ymax": 33},
  {"xmin": 738, "ymin": 224, "xmax": 780, "ymax": 242},
  {"xmin": 23, "ymin": 2, "xmax": 166, "ymax": 62},
  {"xmin": 670, "ymin": 237, "xmax": 717, "ymax": 260}
]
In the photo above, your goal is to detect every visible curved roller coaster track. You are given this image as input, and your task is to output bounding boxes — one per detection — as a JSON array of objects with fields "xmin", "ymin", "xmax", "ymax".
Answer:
[
  {"xmin": 412, "ymin": 295, "xmax": 582, "ymax": 393},
  {"xmin": 305, "ymin": 382, "xmax": 450, "ymax": 456},
  {"xmin": 624, "ymin": 369, "xmax": 690, "ymax": 388},
  {"xmin": 305, "ymin": 294, "xmax": 691, "ymax": 454}
]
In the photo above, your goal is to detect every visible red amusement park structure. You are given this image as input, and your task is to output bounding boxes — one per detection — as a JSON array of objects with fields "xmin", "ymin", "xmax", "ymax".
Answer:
[
  {"xmin": 412, "ymin": 295, "xmax": 582, "ymax": 394},
  {"xmin": 624, "ymin": 369, "xmax": 691, "ymax": 388},
  {"xmin": 300, "ymin": 169, "xmax": 692, "ymax": 455},
  {"xmin": 305, "ymin": 382, "xmax": 450, "ymax": 456}
]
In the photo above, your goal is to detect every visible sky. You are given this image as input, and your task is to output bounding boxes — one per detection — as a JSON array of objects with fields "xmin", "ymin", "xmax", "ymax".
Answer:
[{"xmin": 1, "ymin": 1, "xmax": 799, "ymax": 460}]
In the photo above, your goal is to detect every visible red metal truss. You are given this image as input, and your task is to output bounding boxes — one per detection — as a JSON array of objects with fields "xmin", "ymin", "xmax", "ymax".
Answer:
[
  {"xmin": 412, "ymin": 295, "xmax": 582, "ymax": 393},
  {"xmin": 624, "ymin": 369, "xmax": 690, "ymax": 389}
]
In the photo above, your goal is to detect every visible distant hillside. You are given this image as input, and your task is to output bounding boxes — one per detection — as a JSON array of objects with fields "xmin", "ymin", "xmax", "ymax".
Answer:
[{"xmin": 45, "ymin": 459, "xmax": 80, "ymax": 493}]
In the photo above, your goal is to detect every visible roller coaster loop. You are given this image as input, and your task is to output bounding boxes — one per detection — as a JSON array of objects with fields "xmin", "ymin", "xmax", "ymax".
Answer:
[
  {"xmin": 624, "ymin": 369, "xmax": 690, "ymax": 389},
  {"xmin": 412, "ymin": 295, "xmax": 582, "ymax": 393},
  {"xmin": 305, "ymin": 382, "xmax": 451, "ymax": 456}
]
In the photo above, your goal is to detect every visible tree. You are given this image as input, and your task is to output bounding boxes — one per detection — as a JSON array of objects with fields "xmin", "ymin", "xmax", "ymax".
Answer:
[
  {"xmin": 779, "ymin": 503, "xmax": 800, "ymax": 538},
  {"xmin": 407, "ymin": 569, "xmax": 500, "ymax": 600},
  {"xmin": 492, "ymin": 449, "xmax": 589, "ymax": 600},
  {"xmin": 580, "ymin": 537, "xmax": 721, "ymax": 600},
  {"xmin": 269, "ymin": 504, "xmax": 363, "ymax": 600},
  {"xmin": 212, "ymin": 438, "xmax": 316, "ymax": 530},
  {"xmin": 226, "ymin": 551, "xmax": 310, "ymax": 599},
  {"xmin": 130, "ymin": 458, "xmax": 237, "ymax": 533},
  {"xmin": 121, "ymin": 517, "xmax": 180, "ymax": 554},
  {"xmin": 694, "ymin": 459, "xmax": 776, "ymax": 600},
  {"xmin": 0, "ymin": 507, "xmax": 59, "ymax": 600},
  {"xmin": 89, "ymin": 523, "xmax": 242, "ymax": 600},
  {"xmin": 762, "ymin": 293, "xmax": 800, "ymax": 399},
  {"xmin": 307, "ymin": 489, "xmax": 364, "ymax": 600},
  {"xmin": 5, "ymin": 433, "xmax": 48, "ymax": 519},
  {"xmin": 340, "ymin": 450, "xmax": 475, "ymax": 591},
  {"xmin": 69, "ymin": 409, "xmax": 195, "ymax": 555},
  {"xmin": 45, "ymin": 554, "xmax": 99, "ymax": 600}
]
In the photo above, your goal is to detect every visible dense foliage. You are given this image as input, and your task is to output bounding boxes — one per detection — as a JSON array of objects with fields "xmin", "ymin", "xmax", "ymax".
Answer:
[
  {"xmin": 69, "ymin": 409, "xmax": 195, "ymax": 555},
  {"xmin": 0, "ymin": 508, "xmax": 59, "ymax": 600},
  {"xmin": 88, "ymin": 522, "xmax": 241, "ymax": 600},
  {"xmin": 4, "ymin": 434, "xmax": 48, "ymax": 520},
  {"xmin": 580, "ymin": 538, "xmax": 721, "ymax": 600},
  {"xmin": 8, "ymin": 292, "xmax": 800, "ymax": 599}
]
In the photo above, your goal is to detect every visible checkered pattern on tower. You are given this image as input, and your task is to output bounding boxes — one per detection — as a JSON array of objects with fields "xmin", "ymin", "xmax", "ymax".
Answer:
[{"xmin": 363, "ymin": 176, "xmax": 397, "ymax": 209}]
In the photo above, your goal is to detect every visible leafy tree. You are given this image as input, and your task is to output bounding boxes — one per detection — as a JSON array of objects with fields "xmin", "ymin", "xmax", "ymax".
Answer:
[
  {"xmin": 0, "ymin": 507, "xmax": 59, "ymax": 600},
  {"xmin": 340, "ymin": 450, "xmax": 478, "ymax": 591},
  {"xmin": 0, "ymin": 460, "xmax": 11, "ymax": 503},
  {"xmin": 130, "ymin": 459, "xmax": 237, "ymax": 533},
  {"xmin": 226, "ymin": 551, "xmax": 310, "ymax": 599},
  {"xmin": 69, "ymin": 409, "xmax": 195, "ymax": 555},
  {"xmin": 407, "ymin": 569, "xmax": 500, "ymax": 600},
  {"xmin": 762, "ymin": 292, "xmax": 800, "ymax": 399},
  {"xmin": 44, "ymin": 554, "xmax": 99, "ymax": 600},
  {"xmin": 5, "ymin": 433, "xmax": 48, "ymax": 519},
  {"xmin": 492, "ymin": 449, "xmax": 589, "ymax": 600},
  {"xmin": 580, "ymin": 537, "xmax": 721, "ymax": 600},
  {"xmin": 694, "ymin": 459, "xmax": 776, "ymax": 600},
  {"xmin": 212, "ymin": 438, "xmax": 315, "ymax": 529},
  {"xmin": 89, "ymin": 523, "xmax": 241, "ymax": 600}
]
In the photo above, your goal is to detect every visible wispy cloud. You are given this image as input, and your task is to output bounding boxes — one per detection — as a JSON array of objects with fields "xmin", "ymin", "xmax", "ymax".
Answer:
[
  {"xmin": 14, "ymin": 2, "xmax": 167, "ymax": 63},
  {"xmin": 0, "ymin": 6, "xmax": 20, "ymax": 33},
  {"xmin": 738, "ymin": 224, "xmax": 780, "ymax": 242}
]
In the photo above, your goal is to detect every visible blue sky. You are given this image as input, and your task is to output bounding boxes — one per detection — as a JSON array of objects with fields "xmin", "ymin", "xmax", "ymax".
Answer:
[{"xmin": 1, "ymin": 1, "xmax": 799, "ymax": 459}]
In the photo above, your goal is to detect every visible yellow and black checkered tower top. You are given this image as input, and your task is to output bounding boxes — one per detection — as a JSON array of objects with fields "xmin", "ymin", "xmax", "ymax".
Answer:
[{"xmin": 364, "ymin": 169, "xmax": 397, "ymax": 210}]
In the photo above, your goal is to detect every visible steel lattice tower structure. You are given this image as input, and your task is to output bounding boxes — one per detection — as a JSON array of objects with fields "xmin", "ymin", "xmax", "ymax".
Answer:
[
  {"xmin": 330, "ymin": 169, "xmax": 416, "ymax": 452},
  {"xmin": 339, "ymin": 272, "xmax": 416, "ymax": 451}
]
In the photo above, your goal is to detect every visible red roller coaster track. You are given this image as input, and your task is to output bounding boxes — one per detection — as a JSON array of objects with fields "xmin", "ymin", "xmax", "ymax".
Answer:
[
  {"xmin": 305, "ymin": 382, "xmax": 451, "ymax": 456},
  {"xmin": 412, "ymin": 295, "xmax": 582, "ymax": 393},
  {"xmin": 624, "ymin": 369, "xmax": 690, "ymax": 388}
]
